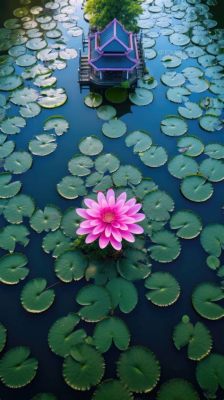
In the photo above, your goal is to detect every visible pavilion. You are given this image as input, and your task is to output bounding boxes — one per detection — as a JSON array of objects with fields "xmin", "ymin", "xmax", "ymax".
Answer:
[{"xmin": 86, "ymin": 18, "xmax": 141, "ymax": 86}]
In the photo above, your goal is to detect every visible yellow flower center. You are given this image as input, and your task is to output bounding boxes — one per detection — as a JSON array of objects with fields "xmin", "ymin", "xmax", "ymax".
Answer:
[{"xmin": 102, "ymin": 211, "xmax": 115, "ymax": 223}]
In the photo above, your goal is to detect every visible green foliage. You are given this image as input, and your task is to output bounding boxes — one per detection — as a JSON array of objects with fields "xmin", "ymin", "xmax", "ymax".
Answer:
[{"xmin": 85, "ymin": 0, "xmax": 142, "ymax": 31}]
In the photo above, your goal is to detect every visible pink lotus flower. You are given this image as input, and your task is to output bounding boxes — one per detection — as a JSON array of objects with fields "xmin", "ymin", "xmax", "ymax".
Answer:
[{"xmin": 76, "ymin": 189, "xmax": 145, "ymax": 251}]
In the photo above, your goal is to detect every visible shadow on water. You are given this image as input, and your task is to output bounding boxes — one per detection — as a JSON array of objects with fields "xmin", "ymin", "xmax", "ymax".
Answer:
[{"xmin": 0, "ymin": 0, "xmax": 224, "ymax": 399}]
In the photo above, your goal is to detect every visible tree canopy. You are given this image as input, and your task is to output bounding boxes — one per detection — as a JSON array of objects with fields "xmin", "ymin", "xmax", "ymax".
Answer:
[{"xmin": 85, "ymin": 0, "xmax": 142, "ymax": 32}]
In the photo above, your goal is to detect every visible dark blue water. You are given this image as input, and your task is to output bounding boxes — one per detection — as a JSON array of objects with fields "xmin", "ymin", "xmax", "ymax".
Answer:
[{"xmin": 0, "ymin": 0, "xmax": 224, "ymax": 399}]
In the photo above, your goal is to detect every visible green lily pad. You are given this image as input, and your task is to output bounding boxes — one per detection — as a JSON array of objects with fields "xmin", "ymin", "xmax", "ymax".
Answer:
[
  {"xmin": 97, "ymin": 105, "xmax": 116, "ymax": 120},
  {"xmin": 34, "ymin": 74, "xmax": 57, "ymax": 88},
  {"xmin": 125, "ymin": 130, "xmax": 152, "ymax": 153},
  {"xmin": 102, "ymin": 118, "xmax": 127, "ymax": 138},
  {"xmin": 178, "ymin": 102, "xmax": 203, "ymax": 119},
  {"xmin": 68, "ymin": 155, "xmax": 93, "ymax": 176},
  {"xmin": 0, "ymin": 140, "xmax": 15, "ymax": 159},
  {"xmin": 16, "ymin": 54, "xmax": 37, "ymax": 67},
  {"xmin": 170, "ymin": 210, "xmax": 202, "ymax": 239},
  {"xmin": 112, "ymin": 165, "xmax": 142, "ymax": 186},
  {"xmin": 173, "ymin": 317, "xmax": 212, "ymax": 360},
  {"xmin": 38, "ymin": 88, "xmax": 67, "ymax": 108},
  {"xmin": 177, "ymin": 136, "xmax": 204, "ymax": 157},
  {"xmin": 29, "ymin": 134, "xmax": 57, "ymax": 156},
  {"xmin": 79, "ymin": 136, "xmax": 103, "ymax": 156},
  {"xmin": 157, "ymin": 379, "xmax": 200, "ymax": 400},
  {"xmin": 84, "ymin": 92, "xmax": 103, "ymax": 108},
  {"xmin": 44, "ymin": 116, "xmax": 69, "ymax": 136},
  {"xmin": 186, "ymin": 78, "xmax": 209, "ymax": 93},
  {"xmin": 95, "ymin": 153, "xmax": 120, "ymax": 173},
  {"xmin": 206, "ymin": 255, "xmax": 220, "ymax": 270},
  {"xmin": 168, "ymin": 155, "xmax": 198, "ymax": 179},
  {"xmin": 140, "ymin": 146, "xmax": 168, "ymax": 167},
  {"xmin": 3, "ymin": 194, "xmax": 35, "ymax": 223},
  {"xmin": 19, "ymin": 103, "xmax": 41, "ymax": 118},
  {"xmin": 105, "ymin": 87, "xmax": 128, "ymax": 104},
  {"xmin": 170, "ymin": 33, "xmax": 190, "ymax": 46},
  {"xmin": 0, "ymin": 75, "xmax": 23, "ymax": 91},
  {"xmin": 63, "ymin": 344, "xmax": 105, "ymax": 390},
  {"xmin": 204, "ymin": 143, "xmax": 224, "ymax": 159},
  {"xmin": 55, "ymin": 250, "xmax": 88, "ymax": 282},
  {"xmin": 199, "ymin": 158, "xmax": 224, "ymax": 182},
  {"xmin": 0, "ymin": 253, "xmax": 29, "ymax": 284},
  {"xmin": 0, "ymin": 116, "xmax": 26, "ymax": 135},
  {"xmin": 85, "ymin": 258, "xmax": 117, "ymax": 285},
  {"xmin": 0, "ymin": 173, "xmax": 21, "ymax": 199},
  {"xmin": 129, "ymin": 88, "xmax": 153, "ymax": 106},
  {"xmin": 57, "ymin": 176, "xmax": 87, "ymax": 199},
  {"xmin": 117, "ymin": 346, "xmax": 160, "ymax": 393},
  {"xmin": 149, "ymin": 230, "xmax": 181, "ymax": 263},
  {"xmin": 76, "ymin": 285, "xmax": 111, "ymax": 322},
  {"xmin": 145, "ymin": 272, "xmax": 180, "ymax": 306},
  {"xmin": 42, "ymin": 230, "xmax": 71, "ymax": 258},
  {"xmin": 161, "ymin": 116, "xmax": 188, "ymax": 136},
  {"xmin": 48, "ymin": 313, "xmax": 86, "ymax": 357},
  {"xmin": 86, "ymin": 172, "xmax": 103, "ymax": 187},
  {"xmin": 93, "ymin": 317, "xmax": 130, "ymax": 353},
  {"xmin": 200, "ymin": 224, "xmax": 224, "ymax": 256},
  {"xmin": 30, "ymin": 206, "xmax": 61, "ymax": 233},
  {"xmin": 161, "ymin": 72, "xmax": 185, "ymax": 87},
  {"xmin": 134, "ymin": 179, "xmax": 158, "ymax": 199},
  {"xmin": 199, "ymin": 115, "xmax": 222, "ymax": 132},
  {"xmin": 0, "ymin": 347, "xmax": 38, "ymax": 388},
  {"xmin": 61, "ymin": 208, "xmax": 82, "ymax": 239},
  {"xmin": 196, "ymin": 353, "xmax": 224, "ymax": 398},
  {"xmin": 4, "ymin": 151, "xmax": 32, "ymax": 174},
  {"xmin": 106, "ymin": 277, "xmax": 138, "ymax": 313},
  {"xmin": 0, "ymin": 224, "xmax": 29, "ymax": 253},
  {"xmin": 167, "ymin": 87, "xmax": 190, "ymax": 103},
  {"xmin": 92, "ymin": 379, "xmax": 133, "ymax": 400},
  {"xmin": 192, "ymin": 283, "xmax": 224, "ymax": 320},
  {"xmin": 180, "ymin": 175, "xmax": 213, "ymax": 202},
  {"xmin": 162, "ymin": 55, "xmax": 182, "ymax": 68},
  {"xmin": 21, "ymin": 278, "xmax": 55, "ymax": 313},
  {"xmin": 143, "ymin": 190, "xmax": 174, "ymax": 221},
  {"xmin": 93, "ymin": 175, "xmax": 113, "ymax": 192},
  {"xmin": 26, "ymin": 38, "xmax": 47, "ymax": 51},
  {"xmin": 0, "ymin": 323, "xmax": 6, "ymax": 353},
  {"xmin": 117, "ymin": 248, "xmax": 151, "ymax": 281}
]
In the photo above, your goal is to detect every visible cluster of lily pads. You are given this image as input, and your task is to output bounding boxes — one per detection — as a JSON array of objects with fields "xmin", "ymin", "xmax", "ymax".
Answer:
[{"xmin": 0, "ymin": 0, "xmax": 224, "ymax": 399}]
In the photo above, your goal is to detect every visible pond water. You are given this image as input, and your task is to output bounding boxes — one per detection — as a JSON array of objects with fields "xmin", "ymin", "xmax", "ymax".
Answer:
[{"xmin": 0, "ymin": 0, "xmax": 223, "ymax": 399}]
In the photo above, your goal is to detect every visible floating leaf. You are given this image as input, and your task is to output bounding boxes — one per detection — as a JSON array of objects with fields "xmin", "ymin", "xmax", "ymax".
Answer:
[
  {"xmin": 42, "ymin": 230, "xmax": 71, "ymax": 258},
  {"xmin": 170, "ymin": 210, "xmax": 202, "ymax": 239},
  {"xmin": 93, "ymin": 379, "xmax": 133, "ymax": 400},
  {"xmin": 196, "ymin": 353, "xmax": 224, "ymax": 398},
  {"xmin": 20, "ymin": 103, "xmax": 41, "ymax": 118},
  {"xmin": 3, "ymin": 193, "xmax": 35, "ymax": 224},
  {"xmin": 44, "ymin": 117, "xmax": 69, "ymax": 136},
  {"xmin": 125, "ymin": 130, "xmax": 152, "ymax": 153},
  {"xmin": 140, "ymin": 146, "xmax": 168, "ymax": 167},
  {"xmin": 0, "ymin": 347, "xmax": 38, "ymax": 388},
  {"xmin": 30, "ymin": 206, "xmax": 61, "ymax": 233},
  {"xmin": 0, "ymin": 75, "xmax": 23, "ymax": 91},
  {"xmin": 204, "ymin": 143, "xmax": 224, "ymax": 160},
  {"xmin": 168, "ymin": 155, "xmax": 198, "ymax": 179},
  {"xmin": 61, "ymin": 208, "xmax": 81, "ymax": 239},
  {"xmin": 167, "ymin": 87, "xmax": 190, "ymax": 103},
  {"xmin": 16, "ymin": 54, "xmax": 37, "ymax": 67},
  {"xmin": 0, "ymin": 323, "xmax": 6, "ymax": 353},
  {"xmin": 105, "ymin": 87, "xmax": 128, "ymax": 104},
  {"xmin": 106, "ymin": 277, "xmax": 138, "ymax": 313},
  {"xmin": 143, "ymin": 190, "xmax": 174, "ymax": 221},
  {"xmin": 149, "ymin": 230, "xmax": 181, "ymax": 263},
  {"xmin": 102, "ymin": 118, "xmax": 127, "ymax": 138},
  {"xmin": 177, "ymin": 136, "xmax": 204, "ymax": 157},
  {"xmin": 0, "ymin": 253, "xmax": 28, "ymax": 285},
  {"xmin": 161, "ymin": 116, "xmax": 187, "ymax": 136},
  {"xmin": 180, "ymin": 175, "xmax": 213, "ymax": 202},
  {"xmin": 0, "ymin": 140, "xmax": 15, "ymax": 159},
  {"xmin": 29, "ymin": 134, "xmax": 57, "ymax": 156},
  {"xmin": 200, "ymin": 224, "xmax": 224, "ymax": 256},
  {"xmin": 129, "ymin": 88, "xmax": 153, "ymax": 106},
  {"xmin": 79, "ymin": 136, "xmax": 103, "ymax": 156},
  {"xmin": 21, "ymin": 278, "xmax": 55, "ymax": 313},
  {"xmin": 170, "ymin": 33, "xmax": 190, "ymax": 46},
  {"xmin": 84, "ymin": 92, "xmax": 103, "ymax": 108},
  {"xmin": 68, "ymin": 155, "xmax": 93, "ymax": 176},
  {"xmin": 4, "ymin": 151, "xmax": 32, "ymax": 174},
  {"xmin": 38, "ymin": 88, "xmax": 67, "ymax": 109},
  {"xmin": 0, "ymin": 173, "xmax": 21, "ymax": 199},
  {"xmin": 206, "ymin": 255, "xmax": 220, "ymax": 270},
  {"xmin": 157, "ymin": 379, "xmax": 200, "ymax": 400},
  {"xmin": 192, "ymin": 283, "xmax": 224, "ymax": 320},
  {"xmin": 161, "ymin": 72, "xmax": 185, "ymax": 87},
  {"xmin": 113, "ymin": 165, "xmax": 142, "ymax": 186},
  {"xmin": 97, "ymin": 105, "xmax": 116, "ymax": 120},
  {"xmin": 117, "ymin": 248, "xmax": 151, "ymax": 281},
  {"xmin": 117, "ymin": 346, "xmax": 160, "ymax": 393},
  {"xmin": 10, "ymin": 87, "xmax": 39, "ymax": 106},
  {"xmin": 199, "ymin": 115, "xmax": 222, "ymax": 132},
  {"xmin": 95, "ymin": 153, "xmax": 120, "ymax": 173},
  {"xmin": 173, "ymin": 317, "xmax": 212, "ymax": 360},
  {"xmin": 93, "ymin": 317, "xmax": 130, "ymax": 353},
  {"xmin": 57, "ymin": 176, "xmax": 87, "ymax": 199},
  {"xmin": 0, "ymin": 225, "xmax": 29, "ymax": 253},
  {"xmin": 48, "ymin": 313, "xmax": 86, "ymax": 357},
  {"xmin": 199, "ymin": 158, "xmax": 224, "ymax": 182},
  {"xmin": 145, "ymin": 272, "xmax": 180, "ymax": 306},
  {"xmin": 63, "ymin": 344, "xmax": 105, "ymax": 390},
  {"xmin": 178, "ymin": 102, "xmax": 202, "ymax": 119},
  {"xmin": 0, "ymin": 116, "xmax": 26, "ymax": 135},
  {"xmin": 76, "ymin": 285, "xmax": 111, "ymax": 322},
  {"xmin": 55, "ymin": 250, "xmax": 88, "ymax": 282}
]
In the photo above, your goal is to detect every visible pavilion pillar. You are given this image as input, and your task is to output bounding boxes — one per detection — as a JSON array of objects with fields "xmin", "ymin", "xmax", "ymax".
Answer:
[
  {"xmin": 100, "ymin": 71, "xmax": 103, "ymax": 80},
  {"xmin": 126, "ymin": 71, "xmax": 129, "ymax": 80}
]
